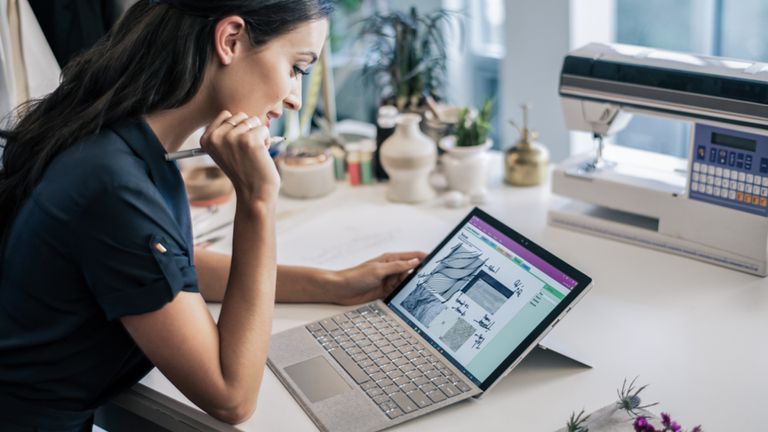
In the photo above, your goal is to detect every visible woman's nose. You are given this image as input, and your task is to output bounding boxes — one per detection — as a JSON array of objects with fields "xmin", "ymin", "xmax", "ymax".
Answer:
[{"xmin": 284, "ymin": 80, "xmax": 302, "ymax": 111}]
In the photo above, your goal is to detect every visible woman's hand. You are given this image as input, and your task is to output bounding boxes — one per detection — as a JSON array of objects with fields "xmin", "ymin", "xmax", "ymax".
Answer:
[
  {"xmin": 331, "ymin": 251, "xmax": 427, "ymax": 306},
  {"xmin": 200, "ymin": 111, "xmax": 280, "ymax": 204}
]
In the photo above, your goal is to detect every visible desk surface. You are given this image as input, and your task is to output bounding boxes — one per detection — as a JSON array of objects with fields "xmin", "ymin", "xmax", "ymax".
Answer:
[{"xmin": 137, "ymin": 154, "xmax": 768, "ymax": 431}]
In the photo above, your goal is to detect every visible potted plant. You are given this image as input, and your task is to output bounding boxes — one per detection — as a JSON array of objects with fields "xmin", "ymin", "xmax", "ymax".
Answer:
[
  {"xmin": 359, "ymin": 6, "xmax": 455, "ymax": 112},
  {"xmin": 438, "ymin": 99, "xmax": 494, "ymax": 199}
]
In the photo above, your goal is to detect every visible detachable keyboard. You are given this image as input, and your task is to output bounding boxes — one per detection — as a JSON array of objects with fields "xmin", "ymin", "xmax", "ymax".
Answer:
[{"xmin": 306, "ymin": 304, "xmax": 472, "ymax": 419}]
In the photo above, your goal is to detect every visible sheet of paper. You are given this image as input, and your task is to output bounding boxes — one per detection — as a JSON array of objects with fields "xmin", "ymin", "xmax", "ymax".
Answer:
[{"xmin": 276, "ymin": 204, "xmax": 452, "ymax": 270}]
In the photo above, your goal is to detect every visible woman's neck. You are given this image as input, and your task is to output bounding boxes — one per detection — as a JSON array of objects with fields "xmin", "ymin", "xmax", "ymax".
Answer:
[{"xmin": 144, "ymin": 85, "xmax": 216, "ymax": 153}]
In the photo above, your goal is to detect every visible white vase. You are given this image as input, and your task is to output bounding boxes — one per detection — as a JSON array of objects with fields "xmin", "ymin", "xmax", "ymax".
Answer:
[
  {"xmin": 380, "ymin": 113, "xmax": 437, "ymax": 203},
  {"xmin": 439, "ymin": 135, "xmax": 492, "ymax": 195}
]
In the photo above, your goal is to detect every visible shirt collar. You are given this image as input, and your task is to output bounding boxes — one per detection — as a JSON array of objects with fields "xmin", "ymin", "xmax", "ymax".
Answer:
[{"xmin": 109, "ymin": 118, "xmax": 172, "ymax": 186}]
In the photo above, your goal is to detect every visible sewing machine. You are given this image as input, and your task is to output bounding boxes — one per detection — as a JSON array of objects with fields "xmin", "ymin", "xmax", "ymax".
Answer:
[{"xmin": 550, "ymin": 43, "xmax": 768, "ymax": 276}]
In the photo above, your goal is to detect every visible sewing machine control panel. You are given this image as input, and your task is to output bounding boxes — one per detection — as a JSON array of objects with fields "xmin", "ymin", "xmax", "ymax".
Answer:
[{"xmin": 690, "ymin": 124, "xmax": 768, "ymax": 216}]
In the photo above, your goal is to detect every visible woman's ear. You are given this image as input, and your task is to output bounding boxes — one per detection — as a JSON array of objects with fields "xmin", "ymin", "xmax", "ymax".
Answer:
[{"xmin": 213, "ymin": 16, "xmax": 247, "ymax": 66}]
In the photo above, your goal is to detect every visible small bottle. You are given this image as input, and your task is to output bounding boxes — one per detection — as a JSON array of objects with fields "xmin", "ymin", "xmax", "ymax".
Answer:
[
  {"xmin": 346, "ymin": 143, "xmax": 361, "ymax": 186},
  {"xmin": 329, "ymin": 144, "xmax": 346, "ymax": 181},
  {"xmin": 359, "ymin": 140, "xmax": 376, "ymax": 185},
  {"xmin": 375, "ymin": 105, "xmax": 398, "ymax": 180}
]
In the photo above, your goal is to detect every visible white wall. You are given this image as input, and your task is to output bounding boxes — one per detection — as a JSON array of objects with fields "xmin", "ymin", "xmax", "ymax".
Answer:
[
  {"xmin": 501, "ymin": 0, "xmax": 572, "ymax": 162},
  {"xmin": 501, "ymin": 0, "xmax": 615, "ymax": 161}
]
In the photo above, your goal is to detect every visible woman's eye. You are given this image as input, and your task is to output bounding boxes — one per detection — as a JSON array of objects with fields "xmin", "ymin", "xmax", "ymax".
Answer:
[{"xmin": 293, "ymin": 66, "xmax": 311, "ymax": 77}]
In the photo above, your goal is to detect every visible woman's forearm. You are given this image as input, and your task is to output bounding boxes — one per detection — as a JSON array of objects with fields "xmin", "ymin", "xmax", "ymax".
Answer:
[
  {"xmin": 214, "ymin": 200, "xmax": 277, "ymax": 418},
  {"xmin": 196, "ymin": 249, "xmax": 340, "ymax": 303}
]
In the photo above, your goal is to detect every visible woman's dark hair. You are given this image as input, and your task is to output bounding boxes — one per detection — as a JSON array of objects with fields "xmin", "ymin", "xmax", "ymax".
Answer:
[{"xmin": 0, "ymin": 0, "xmax": 332, "ymax": 237}]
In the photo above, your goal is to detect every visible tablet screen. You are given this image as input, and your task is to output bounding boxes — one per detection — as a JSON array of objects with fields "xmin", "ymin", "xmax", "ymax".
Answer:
[{"xmin": 387, "ymin": 208, "xmax": 590, "ymax": 389}]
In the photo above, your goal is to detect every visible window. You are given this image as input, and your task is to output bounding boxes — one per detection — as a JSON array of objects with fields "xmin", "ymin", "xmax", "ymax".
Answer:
[{"xmin": 611, "ymin": 0, "xmax": 767, "ymax": 159}]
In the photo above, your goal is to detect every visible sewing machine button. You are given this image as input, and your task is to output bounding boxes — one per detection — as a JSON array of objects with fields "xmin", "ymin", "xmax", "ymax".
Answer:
[
  {"xmin": 714, "ymin": 188, "xmax": 722, "ymax": 197},
  {"xmin": 761, "ymin": 198, "xmax": 768, "ymax": 207},
  {"xmin": 755, "ymin": 176, "xmax": 762, "ymax": 185},
  {"xmin": 762, "ymin": 188, "xmax": 768, "ymax": 197},
  {"xmin": 732, "ymin": 171, "xmax": 740, "ymax": 181},
  {"xmin": 708, "ymin": 165, "xmax": 716, "ymax": 175},
  {"xmin": 693, "ymin": 162, "xmax": 701, "ymax": 172},
  {"xmin": 737, "ymin": 183, "xmax": 745, "ymax": 192},
  {"xmin": 763, "ymin": 178, "xmax": 768, "ymax": 187},
  {"xmin": 746, "ymin": 184, "xmax": 753, "ymax": 194},
  {"xmin": 706, "ymin": 185, "xmax": 714, "ymax": 195},
  {"xmin": 715, "ymin": 167, "xmax": 723, "ymax": 177},
  {"xmin": 736, "ymin": 192, "xmax": 744, "ymax": 202},
  {"xmin": 729, "ymin": 190, "xmax": 736, "ymax": 200},
  {"xmin": 705, "ymin": 175, "xmax": 713, "ymax": 185},
  {"xmin": 714, "ymin": 177, "xmax": 722, "ymax": 187},
  {"xmin": 739, "ymin": 172, "xmax": 747, "ymax": 182},
  {"xmin": 745, "ymin": 194, "xmax": 753, "ymax": 203},
  {"xmin": 752, "ymin": 195, "xmax": 760, "ymax": 205},
  {"xmin": 730, "ymin": 180, "xmax": 738, "ymax": 189},
  {"xmin": 747, "ymin": 174, "xmax": 754, "ymax": 183},
  {"xmin": 723, "ymin": 169, "xmax": 731, "ymax": 178},
  {"xmin": 692, "ymin": 173, "xmax": 700, "ymax": 182},
  {"xmin": 690, "ymin": 183, "xmax": 698, "ymax": 192}
]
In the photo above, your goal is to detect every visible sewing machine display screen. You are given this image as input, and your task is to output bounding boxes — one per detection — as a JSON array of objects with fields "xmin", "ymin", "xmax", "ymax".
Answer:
[
  {"xmin": 690, "ymin": 124, "xmax": 768, "ymax": 216},
  {"xmin": 387, "ymin": 213, "xmax": 580, "ymax": 387}
]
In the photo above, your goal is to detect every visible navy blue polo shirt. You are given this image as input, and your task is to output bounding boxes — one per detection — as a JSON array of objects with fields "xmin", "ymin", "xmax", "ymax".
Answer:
[{"xmin": 0, "ymin": 119, "xmax": 199, "ymax": 431}]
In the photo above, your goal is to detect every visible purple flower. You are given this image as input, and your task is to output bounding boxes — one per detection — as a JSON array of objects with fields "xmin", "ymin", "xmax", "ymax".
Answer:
[
  {"xmin": 691, "ymin": 426, "xmax": 702, "ymax": 432},
  {"xmin": 670, "ymin": 420, "xmax": 681, "ymax": 432},
  {"xmin": 661, "ymin": 413, "xmax": 671, "ymax": 427},
  {"xmin": 634, "ymin": 417, "xmax": 658, "ymax": 432}
]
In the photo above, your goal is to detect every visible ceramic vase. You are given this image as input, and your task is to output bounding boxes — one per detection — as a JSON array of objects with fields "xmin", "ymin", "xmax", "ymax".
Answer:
[
  {"xmin": 380, "ymin": 113, "xmax": 437, "ymax": 203},
  {"xmin": 439, "ymin": 135, "xmax": 492, "ymax": 195}
]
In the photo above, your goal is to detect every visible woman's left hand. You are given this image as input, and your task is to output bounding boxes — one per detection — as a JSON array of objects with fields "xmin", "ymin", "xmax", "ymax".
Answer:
[{"xmin": 332, "ymin": 251, "xmax": 427, "ymax": 306}]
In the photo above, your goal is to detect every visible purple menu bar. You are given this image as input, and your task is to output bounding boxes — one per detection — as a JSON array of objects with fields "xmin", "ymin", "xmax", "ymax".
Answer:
[{"xmin": 469, "ymin": 216, "xmax": 578, "ymax": 289}]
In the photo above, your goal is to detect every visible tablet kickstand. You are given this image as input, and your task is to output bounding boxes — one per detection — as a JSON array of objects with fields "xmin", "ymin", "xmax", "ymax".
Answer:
[{"xmin": 536, "ymin": 335, "xmax": 592, "ymax": 368}]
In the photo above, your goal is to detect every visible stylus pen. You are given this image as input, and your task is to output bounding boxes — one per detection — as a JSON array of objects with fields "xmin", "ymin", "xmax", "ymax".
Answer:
[{"xmin": 165, "ymin": 136, "xmax": 286, "ymax": 161}]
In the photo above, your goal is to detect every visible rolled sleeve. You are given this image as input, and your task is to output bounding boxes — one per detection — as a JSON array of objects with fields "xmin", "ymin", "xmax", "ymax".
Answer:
[{"xmin": 76, "ymin": 182, "xmax": 198, "ymax": 320}]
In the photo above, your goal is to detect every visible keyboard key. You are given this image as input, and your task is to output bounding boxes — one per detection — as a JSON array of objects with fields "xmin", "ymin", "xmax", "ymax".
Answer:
[
  {"xmin": 455, "ymin": 381, "xmax": 471, "ymax": 392},
  {"xmin": 427, "ymin": 390, "xmax": 447, "ymax": 403},
  {"xmin": 385, "ymin": 408, "xmax": 403, "ymax": 419},
  {"xmin": 401, "ymin": 383, "xmax": 417, "ymax": 393},
  {"xmin": 382, "ymin": 385, "xmax": 399, "ymax": 396},
  {"xmin": 407, "ymin": 389, "xmax": 432, "ymax": 408},
  {"xmin": 432, "ymin": 377, "xmax": 449, "ymax": 386},
  {"xmin": 413, "ymin": 376, "xmax": 430, "ymax": 386},
  {"xmin": 393, "ymin": 376, "xmax": 410, "ymax": 386},
  {"xmin": 371, "ymin": 372, "xmax": 387, "ymax": 382},
  {"xmin": 320, "ymin": 318, "xmax": 339, "ymax": 332},
  {"xmin": 329, "ymin": 349, "xmax": 369, "ymax": 384},
  {"xmin": 390, "ymin": 392, "xmax": 418, "ymax": 413},
  {"xmin": 377, "ymin": 378, "xmax": 395, "ymax": 389},
  {"xmin": 420, "ymin": 383, "xmax": 438, "ymax": 394},
  {"xmin": 372, "ymin": 394, "xmax": 390, "ymax": 405},
  {"xmin": 367, "ymin": 387, "xmax": 384, "ymax": 398},
  {"xmin": 439, "ymin": 383, "xmax": 460, "ymax": 398}
]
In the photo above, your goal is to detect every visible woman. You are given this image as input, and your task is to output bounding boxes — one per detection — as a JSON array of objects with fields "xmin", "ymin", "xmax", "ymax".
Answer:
[{"xmin": 0, "ymin": 1, "xmax": 425, "ymax": 430}]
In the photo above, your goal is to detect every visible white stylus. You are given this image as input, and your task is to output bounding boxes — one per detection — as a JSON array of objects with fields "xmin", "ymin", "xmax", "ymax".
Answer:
[{"xmin": 165, "ymin": 136, "xmax": 286, "ymax": 161}]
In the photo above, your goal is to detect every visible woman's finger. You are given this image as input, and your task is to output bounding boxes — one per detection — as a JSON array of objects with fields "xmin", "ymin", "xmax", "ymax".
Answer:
[
  {"xmin": 377, "ymin": 258, "xmax": 420, "ymax": 277},
  {"xmin": 201, "ymin": 110, "xmax": 233, "ymax": 144}
]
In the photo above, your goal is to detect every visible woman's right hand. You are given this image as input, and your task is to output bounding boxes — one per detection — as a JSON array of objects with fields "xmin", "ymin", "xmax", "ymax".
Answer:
[{"xmin": 200, "ymin": 111, "xmax": 280, "ymax": 204}]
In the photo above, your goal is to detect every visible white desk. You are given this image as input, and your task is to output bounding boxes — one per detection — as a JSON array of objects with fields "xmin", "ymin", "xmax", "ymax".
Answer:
[{"xmin": 125, "ymin": 154, "xmax": 768, "ymax": 431}]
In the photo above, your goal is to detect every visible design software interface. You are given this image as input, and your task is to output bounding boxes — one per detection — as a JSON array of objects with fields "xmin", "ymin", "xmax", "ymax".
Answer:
[{"xmin": 389, "ymin": 216, "xmax": 578, "ymax": 385}]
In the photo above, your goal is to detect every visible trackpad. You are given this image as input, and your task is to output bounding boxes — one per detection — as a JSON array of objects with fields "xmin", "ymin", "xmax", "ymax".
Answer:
[{"xmin": 284, "ymin": 356, "xmax": 351, "ymax": 403}]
